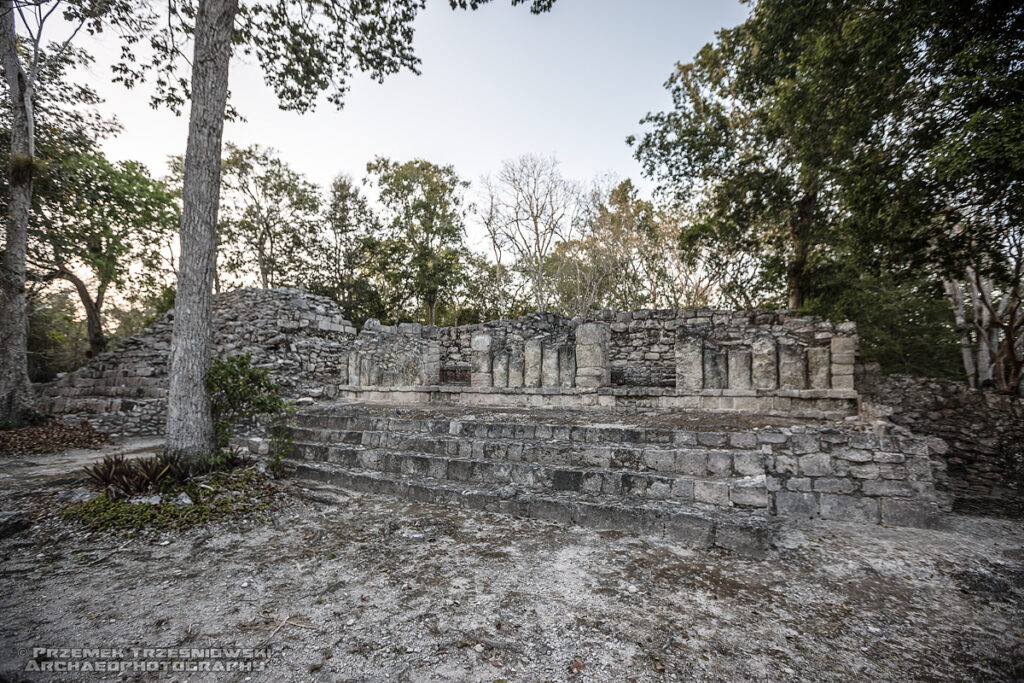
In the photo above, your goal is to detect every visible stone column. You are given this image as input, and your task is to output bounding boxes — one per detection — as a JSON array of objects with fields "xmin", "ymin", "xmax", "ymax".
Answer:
[
  {"xmin": 507, "ymin": 344, "xmax": 525, "ymax": 388},
  {"xmin": 675, "ymin": 332, "xmax": 704, "ymax": 392},
  {"xmin": 470, "ymin": 332, "xmax": 493, "ymax": 388},
  {"xmin": 558, "ymin": 345, "xmax": 576, "ymax": 388},
  {"xmin": 778, "ymin": 343, "xmax": 807, "ymax": 389},
  {"xmin": 806, "ymin": 347, "xmax": 830, "ymax": 389},
  {"xmin": 703, "ymin": 346, "xmax": 727, "ymax": 390},
  {"xmin": 575, "ymin": 322, "xmax": 610, "ymax": 388},
  {"xmin": 524, "ymin": 338, "xmax": 543, "ymax": 387},
  {"xmin": 727, "ymin": 348, "xmax": 752, "ymax": 390},
  {"xmin": 830, "ymin": 332, "xmax": 856, "ymax": 390},
  {"xmin": 541, "ymin": 343, "xmax": 560, "ymax": 387},
  {"xmin": 751, "ymin": 337, "xmax": 777, "ymax": 390},
  {"xmin": 492, "ymin": 350, "xmax": 509, "ymax": 388}
]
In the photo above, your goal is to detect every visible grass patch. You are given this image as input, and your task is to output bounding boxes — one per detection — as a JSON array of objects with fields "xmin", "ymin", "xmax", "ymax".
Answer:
[{"xmin": 62, "ymin": 468, "xmax": 277, "ymax": 533}]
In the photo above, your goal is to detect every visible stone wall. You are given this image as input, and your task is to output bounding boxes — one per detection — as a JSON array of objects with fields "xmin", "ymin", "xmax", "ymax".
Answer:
[
  {"xmin": 347, "ymin": 320, "xmax": 440, "ymax": 387},
  {"xmin": 586, "ymin": 309, "xmax": 856, "ymax": 391},
  {"xmin": 37, "ymin": 288, "xmax": 357, "ymax": 437},
  {"xmin": 858, "ymin": 367, "xmax": 1024, "ymax": 512},
  {"xmin": 434, "ymin": 313, "xmax": 575, "ymax": 385}
]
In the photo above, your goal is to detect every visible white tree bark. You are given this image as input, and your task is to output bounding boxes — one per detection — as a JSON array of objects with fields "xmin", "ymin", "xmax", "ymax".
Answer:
[{"xmin": 165, "ymin": 0, "xmax": 238, "ymax": 457}]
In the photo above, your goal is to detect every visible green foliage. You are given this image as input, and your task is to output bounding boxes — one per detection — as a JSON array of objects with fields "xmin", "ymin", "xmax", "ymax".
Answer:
[
  {"xmin": 301, "ymin": 174, "xmax": 387, "ymax": 327},
  {"xmin": 83, "ymin": 450, "xmax": 255, "ymax": 497},
  {"xmin": 218, "ymin": 143, "xmax": 322, "ymax": 289},
  {"xmin": 25, "ymin": 290, "xmax": 89, "ymax": 382},
  {"xmin": 63, "ymin": 469, "xmax": 275, "ymax": 533},
  {"xmin": 365, "ymin": 157, "xmax": 470, "ymax": 325},
  {"xmin": 204, "ymin": 354, "xmax": 292, "ymax": 459}
]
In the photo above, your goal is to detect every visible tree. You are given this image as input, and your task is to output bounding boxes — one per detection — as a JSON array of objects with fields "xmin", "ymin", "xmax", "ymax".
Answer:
[
  {"xmin": 135, "ymin": 0, "xmax": 555, "ymax": 455},
  {"xmin": 365, "ymin": 157, "xmax": 468, "ymax": 326},
  {"xmin": 483, "ymin": 154, "xmax": 579, "ymax": 313},
  {"xmin": 218, "ymin": 143, "xmax": 320, "ymax": 289},
  {"xmin": 0, "ymin": 0, "xmax": 149, "ymax": 424},
  {"xmin": 30, "ymin": 152, "xmax": 178, "ymax": 355},
  {"xmin": 301, "ymin": 173, "xmax": 384, "ymax": 326}
]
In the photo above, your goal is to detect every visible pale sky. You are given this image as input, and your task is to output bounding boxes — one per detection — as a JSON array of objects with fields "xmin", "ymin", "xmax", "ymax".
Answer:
[{"xmin": 72, "ymin": 0, "xmax": 750, "ymax": 244}]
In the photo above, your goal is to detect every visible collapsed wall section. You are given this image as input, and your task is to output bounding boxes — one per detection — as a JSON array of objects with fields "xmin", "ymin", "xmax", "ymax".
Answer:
[{"xmin": 36, "ymin": 288, "xmax": 357, "ymax": 437}]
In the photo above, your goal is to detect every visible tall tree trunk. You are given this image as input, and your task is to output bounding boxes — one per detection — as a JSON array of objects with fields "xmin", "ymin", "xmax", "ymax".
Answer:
[
  {"xmin": 166, "ymin": 0, "xmax": 238, "ymax": 457},
  {"xmin": 787, "ymin": 191, "xmax": 815, "ymax": 311},
  {"xmin": 0, "ymin": 2, "xmax": 35, "ymax": 424},
  {"xmin": 61, "ymin": 270, "xmax": 107, "ymax": 356}
]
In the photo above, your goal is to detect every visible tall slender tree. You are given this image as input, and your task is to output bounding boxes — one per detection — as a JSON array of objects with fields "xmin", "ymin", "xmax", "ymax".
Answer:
[{"xmin": 141, "ymin": 0, "xmax": 556, "ymax": 456}]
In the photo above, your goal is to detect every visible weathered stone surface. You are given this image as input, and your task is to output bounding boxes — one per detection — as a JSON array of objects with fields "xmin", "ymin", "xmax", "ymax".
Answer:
[
  {"xmin": 751, "ymin": 337, "xmax": 778, "ymax": 390},
  {"xmin": 778, "ymin": 344, "xmax": 807, "ymax": 390},
  {"xmin": 806, "ymin": 347, "xmax": 830, "ymax": 390},
  {"xmin": 819, "ymin": 494, "xmax": 879, "ymax": 524},
  {"xmin": 491, "ymin": 352, "xmax": 509, "ymax": 388},
  {"xmin": 675, "ymin": 334, "xmax": 703, "ymax": 391},
  {"xmin": 541, "ymin": 344, "xmax": 560, "ymax": 387},
  {"xmin": 703, "ymin": 348, "xmax": 728, "ymax": 390},
  {"xmin": 775, "ymin": 491, "xmax": 817, "ymax": 517},
  {"xmin": 507, "ymin": 350, "xmax": 525, "ymax": 388},
  {"xmin": 524, "ymin": 339, "xmax": 543, "ymax": 388},
  {"xmin": 558, "ymin": 346, "xmax": 576, "ymax": 388},
  {"xmin": 727, "ymin": 349, "xmax": 752, "ymax": 390},
  {"xmin": 694, "ymin": 481, "xmax": 731, "ymax": 506}
]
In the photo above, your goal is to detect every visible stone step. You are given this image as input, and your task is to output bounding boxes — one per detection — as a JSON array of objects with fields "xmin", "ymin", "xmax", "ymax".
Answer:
[
  {"xmin": 288, "ymin": 459, "xmax": 774, "ymax": 558},
  {"xmin": 288, "ymin": 426, "xmax": 766, "ymax": 480},
  {"xmin": 39, "ymin": 385, "xmax": 166, "ymax": 399},
  {"xmin": 289, "ymin": 441, "xmax": 770, "ymax": 510},
  {"xmin": 293, "ymin": 410, "xmax": 772, "ymax": 450}
]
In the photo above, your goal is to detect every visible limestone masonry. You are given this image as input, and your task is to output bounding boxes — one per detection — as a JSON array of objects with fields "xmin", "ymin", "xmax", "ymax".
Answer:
[{"xmin": 34, "ymin": 287, "xmax": 1022, "ymax": 544}]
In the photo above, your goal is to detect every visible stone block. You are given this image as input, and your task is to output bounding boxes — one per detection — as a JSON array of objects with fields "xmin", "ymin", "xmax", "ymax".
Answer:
[
  {"xmin": 880, "ymin": 499, "xmax": 940, "ymax": 529},
  {"xmin": 849, "ymin": 464, "xmax": 880, "ymax": 479},
  {"xmin": 751, "ymin": 337, "xmax": 778, "ymax": 390},
  {"xmin": 703, "ymin": 347, "xmax": 727, "ymax": 390},
  {"xmin": 576, "ymin": 322, "xmax": 610, "ymax": 345},
  {"xmin": 830, "ymin": 335, "xmax": 856, "ymax": 356},
  {"xmin": 806, "ymin": 347, "xmax": 830, "ymax": 389},
  {"xmin": 813, "ymin": 477, "xmax": 855, "ymax": 494},
  {"xmin": 664, "ymin": 511, "xmax": 715, "ymax": 547},
  {"xmin": 831, "ymin": 374, "xmax": 855, "ymax": 390},
  {"xmin": 707, "ymin": 451, "xmax": 732, "ymax": 476},
  {"xmin": 675, "ymin": 334, "xmax": 704, "ymax": 391},
  {"xmin": 798, "ymin": 453, "xmax": 831, "ymax": 477},
  {"xmin": 694, "ymin": 481, "xmax": 731, "ymax": 506},
  {"xmin": 778, "ymin": 344, "xmax": 807, "ymax": 389},
  {"xmin": 733, "ymin": 452, "xmax": 765, "ymax": 476},
  {"xmin": 730, "ymin": 485, "xmax": 769, "ymax": 508},
  {"xmin": 727, "ymin": 348, "xmax": 752, "ymax": 390},
  {"xmin": 524, "ymin": 339, "xmax": 543, "ymax": 387},
  {"xmin": 775, "ymin": 491, "xmax": 818, "ymax": 518},
  {"xmin": 674, "ymin": 451, "xmax": 707, "ymax": 476},
  {"xmin": 575, "ymin": 343, "xmax": 605, "ymax": 369},
  {"xmin": 819, "ymin": 494, "xmax": 879, "ymax": 523},
  {"xmin": 861, "ymin": 480, "xmax": 915, "ymax": 497}
]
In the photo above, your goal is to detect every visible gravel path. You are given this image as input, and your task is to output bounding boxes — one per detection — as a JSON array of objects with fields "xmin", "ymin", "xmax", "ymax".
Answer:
[{"xmin": 0, "ymin": 440, "xmax": 1022, "ymax": 682}]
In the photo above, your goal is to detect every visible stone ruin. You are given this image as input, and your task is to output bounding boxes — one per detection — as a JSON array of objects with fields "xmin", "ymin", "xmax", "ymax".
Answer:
[{"xmin": 34, "ymin": 287, "xmax": 1022, "ymax": 554}]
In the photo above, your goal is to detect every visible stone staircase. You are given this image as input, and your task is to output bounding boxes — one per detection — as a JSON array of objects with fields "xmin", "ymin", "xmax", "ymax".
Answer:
[{"xmin": 277, "ymin": 402, "xmax": 944, "ymax": 557}]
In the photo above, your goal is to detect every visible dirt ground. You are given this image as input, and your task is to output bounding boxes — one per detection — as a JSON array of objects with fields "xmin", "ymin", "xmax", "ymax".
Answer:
[{"xmin": 1, "ymin": 440, "xmax": 1022, "ymax": 682}]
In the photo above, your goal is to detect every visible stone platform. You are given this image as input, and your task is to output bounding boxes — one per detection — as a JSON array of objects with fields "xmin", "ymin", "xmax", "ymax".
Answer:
[
  {"xmin": 249, "ymin": 401, "xmax": 948, "ymax": 557},
  {"xmin": 325, "ymin": 383, "xmax": 859, "ymax": 420}
]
